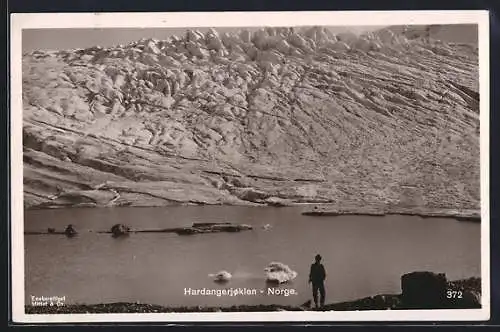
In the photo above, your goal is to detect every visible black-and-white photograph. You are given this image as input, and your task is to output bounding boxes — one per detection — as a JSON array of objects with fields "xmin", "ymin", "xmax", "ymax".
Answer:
[{"xmin": 10, "ymin": 11, "xmax": 489, "ymax": 322}]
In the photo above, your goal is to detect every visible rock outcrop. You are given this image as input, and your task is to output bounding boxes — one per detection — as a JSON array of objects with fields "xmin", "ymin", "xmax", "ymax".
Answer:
[
  {"xmin": 22, "ymin": 25, "xmax": 480, "ymax": 213},
  {"xmin": 111, "ymin": 223, "xmax": 130, "ymax": 237},
  {"xmin": 301, "ymin": 206, "xmax": 481, "ymax": 221}
]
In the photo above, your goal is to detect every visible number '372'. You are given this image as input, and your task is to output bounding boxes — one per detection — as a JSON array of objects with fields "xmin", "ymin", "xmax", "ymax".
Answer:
[{"xmin": 446, "ymin": 290, "xmax": 463, "ymax": 299}]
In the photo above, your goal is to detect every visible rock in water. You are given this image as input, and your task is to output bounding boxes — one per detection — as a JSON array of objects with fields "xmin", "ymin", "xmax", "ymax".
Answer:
[
  {"xmin": 209, "ymin": 270, "xmax": 232, "ymax": 282},
  {"xmin": 22, "ymin": 26, "xmax": 480, "ymax": 212},
  {"xmin": 175, "ymin": 228, "xmax": 201, "ymax": 236},
  {"xmin": 264, "ymin": 262, "xmax": 297, "ymax": 284},
  {"xmin": 401, "ymin": 271, "xmax": 448, "ymax": 309},
  {"xmin": 111, "ymin": 223, "xmax": 130, "ymax": 237},
  {"xmin": 460, "ymin": 290, "xmax": 481, "ymax": 308},
  {"xmin": 64, "ymin": 224, "xmax": 77, "ymax": 237}
]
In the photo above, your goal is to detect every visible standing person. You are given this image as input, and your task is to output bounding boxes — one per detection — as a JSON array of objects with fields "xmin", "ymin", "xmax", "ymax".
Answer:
[{"xmin": 309, "ymin": 254, "xmax": 326, "ymax": 308}]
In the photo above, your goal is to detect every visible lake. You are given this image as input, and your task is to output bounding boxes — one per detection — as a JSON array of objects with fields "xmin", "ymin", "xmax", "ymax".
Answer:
[{"xmin": 24, "ymin": 206, "xmax": 481, "ymax": 308}]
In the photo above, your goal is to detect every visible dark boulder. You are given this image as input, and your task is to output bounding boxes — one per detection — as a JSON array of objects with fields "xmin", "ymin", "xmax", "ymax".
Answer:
[
  {"xmin": 47, "ymin": 228, "xmax": 56, "ymax": 234},
  {"xmin": 401, "ymin": 271, "xmax": 447, "ymax": 309},
  {"xmin": 175, "ymin": 228, "xmax": 202, "ymax": 235},
  {"xmin": 111, "ymin": 224, "xmax": 130, "ymax": 237},
  {"xmin": 64, "ymin": 224, "xmax": 77, "ymax": 237}
]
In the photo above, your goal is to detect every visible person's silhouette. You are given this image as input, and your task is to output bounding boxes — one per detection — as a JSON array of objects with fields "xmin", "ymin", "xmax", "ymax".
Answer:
[{"xmin": 309, "ymin": 254, "xmax": 326, "ymax": 308}]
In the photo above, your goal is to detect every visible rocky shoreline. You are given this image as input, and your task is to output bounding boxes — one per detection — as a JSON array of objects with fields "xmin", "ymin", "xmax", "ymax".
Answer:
[
  {"xmin": 25, "ymin": 274, "xmax": 481, "ymax": 314},
  {"xmin": 301, "ymin": 206, "xmax": 481, "ymax": 222}
]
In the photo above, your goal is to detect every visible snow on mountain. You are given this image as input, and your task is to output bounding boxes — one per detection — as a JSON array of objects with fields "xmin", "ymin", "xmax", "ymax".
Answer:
[{"xmin": 22, "ymin": 25, "xmax": 480, "ymax": 212}]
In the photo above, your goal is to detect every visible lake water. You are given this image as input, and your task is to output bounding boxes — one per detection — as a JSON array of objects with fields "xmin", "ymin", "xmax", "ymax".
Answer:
[{"xmin": 24, "ymin": 206, "xmax": 481, "ymax": 308}]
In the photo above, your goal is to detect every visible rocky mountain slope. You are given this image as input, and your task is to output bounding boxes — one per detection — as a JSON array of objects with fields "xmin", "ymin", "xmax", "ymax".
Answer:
[{"xmin": 22, "ymin": 25, "xmax": 480, "ymax": 212}]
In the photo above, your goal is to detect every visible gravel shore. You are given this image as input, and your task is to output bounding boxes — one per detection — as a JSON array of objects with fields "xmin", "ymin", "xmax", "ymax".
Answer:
[{"xmin": 25, "ymin": 277, "xmax": 481, "ymax": 314}]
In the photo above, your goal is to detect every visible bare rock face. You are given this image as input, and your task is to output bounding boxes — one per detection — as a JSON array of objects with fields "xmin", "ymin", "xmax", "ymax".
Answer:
[{"xmin": 22, "ymin": 25, "xmax": 480, "ymax": 211}]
